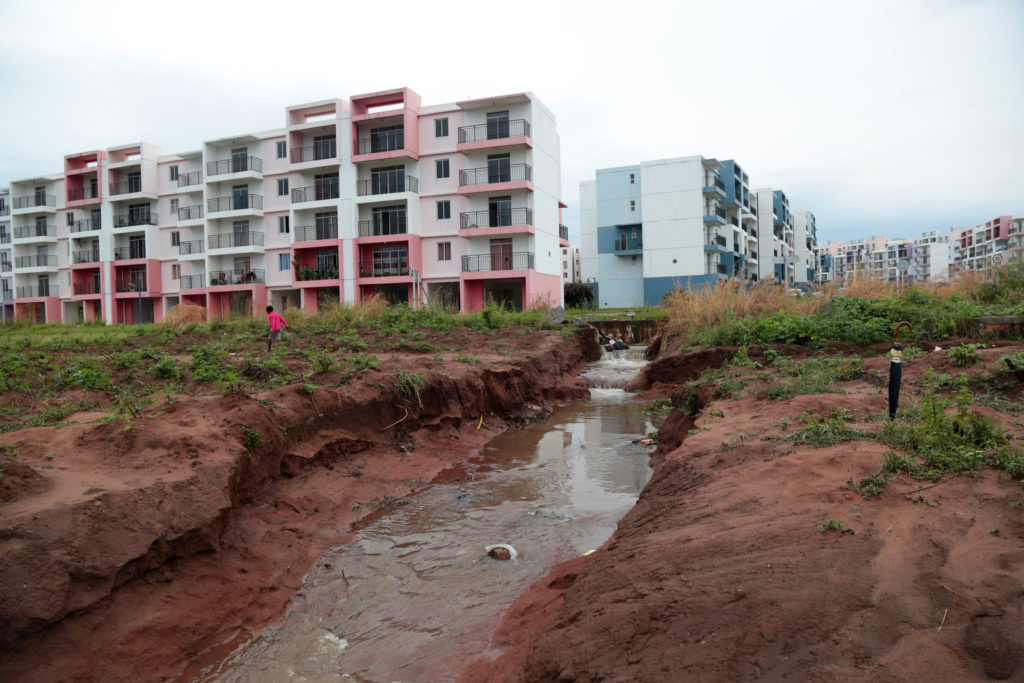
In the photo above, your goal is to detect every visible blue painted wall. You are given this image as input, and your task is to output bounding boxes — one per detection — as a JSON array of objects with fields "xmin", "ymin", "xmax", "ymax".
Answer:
[
  {"xmin": 643, "ymin": 274, "xmax": 721, "ymax": 305},
  {"xmin": 597, "ymin": 224, "xmax": 642, "ymax": 254}
]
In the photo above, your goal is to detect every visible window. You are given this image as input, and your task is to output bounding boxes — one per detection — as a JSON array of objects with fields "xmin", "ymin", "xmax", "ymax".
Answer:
[
  {"xmin": 629, "ymin": 173, "xmax": 635, "ymax": 184},
  {"xmin": 171, "ymin": 264, "xmax": 180, "ymax": 279},
  {"xmin": 66, "ymin": 212, "xmax": 74, "ymax": 226},
  {"xmin": 278, "ymin": 216, "xmax": 290, "ymax": 233},
  {"xmin": 435, "ymin": 118, "xmax": 449, "ymax": 137},
  {"xmin": 437, "ymin": 241, "xmax": 451, "ymax": 261},
  {"xmin": 170, "ymin": 231, "xmax": 180, "ymax": 247},
  {"xmin": 279, "ymin": 253, "xmax": 290, "ymax": 271},
  {"xmin": 276, "ymin": 141, "xmax": 286, "ymax": 159},
  {"xmin": 170, "ymin": 166, "xmax": 179, "ymax": 181},
  {"xmin": 170, "ymin": 198, "xmax": 179, "ymax": 214},
  {"xmin": 630, "ymin": 200, "xmax": 636, "ymax": 211},
  {"xmin": 436, "ymin": 159, "xmax": 450, "ymax": 179},
  {"xmin": 436, "ymin": 200, "xmax": 451, "ymax": 220},
  {"xmin": 277, "ymin": 178, "xmax": 289, "ymax": 196}
]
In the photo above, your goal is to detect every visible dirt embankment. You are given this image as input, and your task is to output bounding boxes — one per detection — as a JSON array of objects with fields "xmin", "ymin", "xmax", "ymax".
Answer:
[
  {"xmin": 467, "ymin": 338, "xmax": 1024, "ymax": 682},
  {"xmin": 0, "ymin": 328, "xmax": 600, "ymax": 682}
]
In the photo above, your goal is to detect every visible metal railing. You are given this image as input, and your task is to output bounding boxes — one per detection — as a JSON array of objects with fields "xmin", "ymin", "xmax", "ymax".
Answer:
[
  {"xmin": 73, "ymin": 282, "xmax": 101, "ymax": 295},
  {"xmin": 560, "ymin": 224, "xmax": 569, "ymax": 240},
  {"xmin": 704, "ymin": 205, "xmax": 727, "ymax": 220},
  {"xmin": 115, "ymin": 276, "xmax": 147, "ymax": 292},
  {"xmin": 113, "ymin": 245, "xmax": 147, "ymax": 260},
  {"xmin": 729, "ymin": 215, "xmax": 740, "ymax": 226},
  {"xmin": 295, "ymin": 256, "xmax": 340, "ymax": 281},
  {"xmin": 714, "ymin": 235, "xmax": 728, "ymax": 247},
  {"xmin": 355, "ymin": 131, "xmax": 405, "ymax": 155},
  {"xmin": 71, "ymin": 219, "xmax": 99, "ymax": 233},
  {"xmin": 750, "ymin": 252, "xmax": 758, "ymax": 260},
  {"xmin": 113, "ymin": 212, "xmax": 158, "ymax": 227},
  {"xmin": 0, "ymin": 206, "xmax": 9, "ymax": 216},
  {"xmin": 14, "ymin": 224, "xmax": 57, "ymax": 239},
  {"xmin": 206, "ymin": 156, "xmax": 263, "ymax": 176},
  {"xmin": 72, "ymin": 250, "xmax": 100, "ymax": 264},
  {"xmin": 749, "ymin": 206, "xmax": 758, "ymax": 217},
  {"xmin": 703, "ymin": 176, "xmax": 726, "ymax": 191},
  {"xmin": 458, "ymin": 164, "xmax": 531, "ymax": 186},
  {"xmin": 68, "ymin": 187, "xmax": 99, "ymax": 201},
  {"xmin": 614, "ymin": 236, "xmax": 643, "ymax": 252},
  {"xmin": 292, "ymin": 181, "xmax": 340, "ymax": 203},
  {"xmin": 355, "ymin": 175, "xmax": 418, "ymax": 196},
  {"xmin": 457, "ymin": 119, "xmax": 531, "ymax": 143},
  {"xmin": 17, "ymin": 285, "xmax": 57, "ymax": 297},
  {"xmin": 0, "ymin": 233, "xmax": 8, "ymax": 245},
  {"xmin": 291, "ymin": 142, "xmax": 337, "ymax": 163},
  {"xmin": 177, "ymin": 170, "xmax": 203, "ymax": 187},
  {"xmin": 717, "ymin": 264, "xmax": 728, "ymax": 275},
  {"xmin": 178, "ymin": 205, "xmax": 204, "ymax": 221},
  {"xmin": 208, "ymin": 231, "xmax": 265, "ymax": 249},
  {"xmin": 0, "ymin": 261, "xmax": 9, "ymax": 272},
  {"xmin": 357, "ymin": 218, "xmax": 407, "ymax": 237},
  {"xmin": 109, "ymin": 179, "xmax": 142, "ymax": 195},
  {"xmin": 295, "ymin": 220, "xmax": 339, "ymax": 241},
  {"xmin": 13, "ymin": 195, "xmax": 56, "ymax": 209},
  {"xmin": 459, "ymin": 208, "xmax": 533, "ymax": 229},
  {"xmin": 358, "ymin": 261, "xmax": 409, "ymax": 278},
  {"xmin": 748, "ymin": 229, "xmax": 758, "ymax": 238},
  {"xmin": 15, "ymin": 254, "xmax": 58, "ymax": 268},
  {"xmin": 207, "ymin": 194, "xmax": 263, "ymax": 213},
  {"xmin": 180, "ymin": 274, "xmax": 205, "ymax": 289},
  {"xmin": 178, "ymin": 240, "xmax": 203, "ymax": 255},
  {"xmin": 208, "ymin": 269, "xmax": 265, "ymax": 285},
  {"xmin": 461, "ymin": 251, "xmax": 534, "ymax": 272}
]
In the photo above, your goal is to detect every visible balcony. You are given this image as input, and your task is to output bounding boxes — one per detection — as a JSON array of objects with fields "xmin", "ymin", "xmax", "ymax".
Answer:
[
  {"xmin": 208, "ymin": 269, "xmax": 265, "ymax": 286},
  {"xmin": 460, "ymin": 208, "xmax": 533, "ymax": 230},
  {"xmin": 206, "ymin": 157, "xmax": 263, "ymax": 177},
  {"xmin": 296, "ymin": 220, "xmax": 340, "ymax": 242},
  {"xmin": 358, "ymin": 261, "xmax": 409, "ymax": 278},
  {"xmin": 13, "ymin": 194, "xmax": 56, "ymax": 210},
  {"xmin": 357, "ymin": 218, "xmax": 406, "ymax": 237},
  {"xmin": 729, "ymin": 215, "xmax": 740, "ymax": 227},
  {"xmin": 354, "ymin": 130, "xmax": 405, "ymax": 156},
  {"xmin": 178, "ymin": 240, "xmax": 204, "ymax": 256},
  {"xmin": 109, "ymin": 179, "xmax": 142, "ymax": 195},
  {"xmin": 702, "ymin": 176, "xmax": 726, "ymax": 196},
  {"xmin": 291, "ymin": 142, "xmax": 338, "ymax": 164},
  {"xmin": 178, "ymin": 205, "xmax": 204, "ymax": 221},
  {"xmin": 0, "ymin": 206, "xmax": 9, "ymax": 217},
  {"xmin": 180, "ymin": 274, "xmax": 205, "ymax": 289},
  {"xmin": 208, "ymin": 231, "xmax": 265, "ymax": 250},
  {"xmin": 15, "ymin": 254, "xmax": 58, "ymax": 268},
  {"xmin": 113, "ymin": 212, "xmax": 158, "ymax": 228},
  {"xmin": 70, "ymin": 219, "xmax": 99, "ymax": 233},
  {"xmin": 207, "ymin": 194, "xmax": 263, "ymax": 214},
  {"xmin": 703, "ymin": 206, "xmax": 727, "ymax": 225},
  {"xmin": 16, "ymin": 285, "xmax": 57, "ymax": 298},
  {"xmin": 73, "ymin": 282, "xmax": 101, "ymax": 295},
  {"xmin": 560, "ymin": 224, "xmax": 569, "ymax": 241},
  {"xmin": 72, "ymin": 249, "xmax": 100, "ymax": 264},
  {"xmin": 0, "ymin": 232, "xmax": 8, "ymax": 245},
  {"xmin": 291, "ymin": 181, "xmax": 340, "ymax": 203},
  {"xmin": 613, "ymin": 236, "xmax": 643, "ymax": 255},
  {"xmin": 14, "ymin": 224, "xmax": 57, "ymax": 240},
  {"xmin": 295, "ymin": 256, "xmax": 340, "ymax": 282},
  {"xmin": 0, "ymin": 262, "xmax": 10, "ymax": 273},
  {"xmin": 458, "ymin": 164, "xmax": 531, "ymax": 189},
  {"xmin": 461, "ymin": 252, "xmax": 535, "ymax": 273},
  {"xmin": 356, "ymin": 175, "xmax": 418, "ymax": 197},
  {"xmin": 67, "ymin": 187, "xmax": 99, "ymax": 201},
  {"xmin": 177, "ymin": 171, "xmax": 204, "ymax": 188},
  {"xmin": 115, "ymin": 275, "xmax": 147, "ymax": 293},
  {"xmin": 704, "ymin": 234, "xmax": 728, "ymax": 252},
  {"xmin": 457, "ymin": 119, "xmax": 531, "ymax": 150},
  {"xmin": 114, "ymin": 245, "xmax": 147, "ymax": 260}
]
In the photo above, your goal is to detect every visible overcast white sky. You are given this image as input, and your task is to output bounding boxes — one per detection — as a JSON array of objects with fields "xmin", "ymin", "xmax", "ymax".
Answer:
[{"xmin": 0, "ymin": 0, "xmax": 1021, "ymax": 244}]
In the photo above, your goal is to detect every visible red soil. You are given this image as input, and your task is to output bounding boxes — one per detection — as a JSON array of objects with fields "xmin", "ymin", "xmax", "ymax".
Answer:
[{"xmin": 467, "ymin": 340, "xmax": 1024, "ymax": 682}]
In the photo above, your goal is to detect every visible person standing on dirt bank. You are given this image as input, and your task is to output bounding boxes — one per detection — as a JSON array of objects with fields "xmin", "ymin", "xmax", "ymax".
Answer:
[{"xmin": 266, "ymin": 305, "xmax": 289, "ymax": 352}]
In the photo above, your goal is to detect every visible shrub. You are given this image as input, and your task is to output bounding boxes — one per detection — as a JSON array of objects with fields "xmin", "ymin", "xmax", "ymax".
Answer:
[
  {"xmin": 241, "ymin": 426, "xmax": 262, "ymax": 450},
  {"xmin": 949, "ymin": 343, "xmax": 984, "ymax": 367},
  {"xmin": 641, "ymin": 397, "xmax": 673, "ymax": 427},
  {"xmin": 148, "ymin": 356, "xmax": 181, "ymax": 379},
  {"xmin": 564, "ymin": 282, "xmax": 595, "ymax": 309},
  {"xmin": 997, "ymin": 352, "xmax": 1024, "ymax": 381}
]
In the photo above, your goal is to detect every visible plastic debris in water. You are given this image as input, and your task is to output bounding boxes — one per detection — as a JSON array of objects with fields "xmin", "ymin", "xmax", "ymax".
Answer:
[
  {"xmin": 485, "ymin": 544, "xmax": 518, "ymax": 561},
  {"xmin": 639, "ymin": 438, "xmax": 655, "ymax": 446}
]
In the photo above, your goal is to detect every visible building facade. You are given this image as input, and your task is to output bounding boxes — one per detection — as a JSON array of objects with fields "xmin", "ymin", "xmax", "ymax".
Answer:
[
  {"xmin": 560, "ymin": 245, "xmax": 581, "ymax": 283},
  {"xmin": 953, "ymin": 215, "xmax": 1014, "ymax": 276},
  {"xmin": 580, "ymin": 156, "xmax": 812, "ymax": 307},
  {"xmin": 0, "ymin": 189, "xmax": 12, "ymax": 321},
  {"xmin": 5, "ymin": 88, "xmax": 567, "ymax": 324}
]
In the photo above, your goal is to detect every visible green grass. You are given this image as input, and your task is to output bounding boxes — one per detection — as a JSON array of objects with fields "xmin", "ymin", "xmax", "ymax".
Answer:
[
  {"xmin": 764, "ymin": 354, "xmax": 864, "ymax": 401},
  {"xmin": 786, "ymin": 408, "xmax": 867, "ymax": 447}
]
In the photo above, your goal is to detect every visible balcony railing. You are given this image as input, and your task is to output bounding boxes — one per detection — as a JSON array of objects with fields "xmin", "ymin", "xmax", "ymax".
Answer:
[
  {"xmin": 457, "ymin": 119, "xmax": 531, "ymax": 144},
  {"xmin": 748, "ymin": 229, "xmax": 758, "ymax": 238},
  {"xmin": 729, "ymin": 215, "xmax": 740, "ymax": 227},
  {"xmin": 359, "ymin": 261, "xmax": 409, "ymax": 278},
  {"xmin": 356, "ymin": 175, "xmax": 419, "ymax": 196},
  {"xmin": 0, "ymin": 206, "xmax": 9, "ymax": 216},
  {"xmin": 73, "ymin": 282, "xmax": 101, "ymax": 295},
  {"xmin": 207, "ymin": 194, "xmax": 263, "ymax": 213},
  {"xmin": 13, "ymin": 195, "xmax": 56, "ymax": 209},
  {"xmin": 115, "ymin": 276, "xmax": 147, "ymax": 293},
  {"xmin": 291, "ymin": 142, "xmax": 337, "ymax": 163},
  {"xmin": 717, "ymin": 264, "xmax": 729, "ymax": 275},
  {"xmin": 15, "ymin": 254, "xmax": 58, "ymax": 268},
  {"xmin": 0, "ymin": 261, "xmax": 9, "ymax": 272},
  {"xmin": 703, "ymin": 176, "xmax": 726, "ymax": 191},
  {"xmin": 460, "ymin": 208, "xmax": 533, "ymax": 229},
  {"xmin": 295, "ymin": 257, "xmax": 340, "ymax": 281},
  {"xmin": 114, "ymin": 212, "xmax": 158, "ymax": 227},
  {"xmin": 17, "ymin": 285, "xmax": 57, "ymax": 298},
  {"xmin": 208, "ymin": 231, "xmax": 265, "ymax": 249},
  {"xmin": 177, "ymin": 170, "xmax": 203, "ymax": 187},
  {"xmin": 179, "ymin": 239, "xmax": 204, "ymax": 255},
  {"xmin": 68, "ymin": 187, "xmax": 99, "ymax": 201},
  {"xmin": 357, "ymin": 218, "xmax": 406, "ymax": 237},
  {"xmin": 292, "ymin": 181, "xmax": 340, "ymax": 203},
  {"xmin": 14, "ymin": 224, "xmax": 57, "ymax": 239},
  {"xmin": 355, "ymin": 131, "xmax": 405, "ymax": 155},
  {"xmin": 560, "ymin": 224, "xmax": 569, "ymax": 240},
  {"xmin": 714, "ymin": 235, "xmax": 728, "ymax": 247},
  {"xmin": 458, "ymin": 164, "xmax": 531, "ymax": 186},
  {"xmin": 208, "ymin": 269, "xmax": 265, "ymax": 285},
  {"xmin": 207, "ymin": 156, "xmax": 263, "ymax": 176},
  {"xmin": 180, "ymin": 274, "xmax": 205, "ymax": 289},
  {"xmin": 295, "ymin": 220, "xmax": 340, "ymax": 241},
  {"xmin": 614, "ymin": 236, "xmax": 643, "ymax": 252},
  {"xmin": 178, "ymin": 205, "xmax": 204, "ymax": 221},
  {"xmin": 704, "ymin": 206, "xmax": 727, "ymax": 221},
  {"xmin": 72, "ymin": 250, "xmax": 100, "ymax": 264},
  {"xmin": 461, "ymin": 251, "xmax": 535, "ymax": 272},
  {"xmin": 114, "ymin": 245, "xmax": 147, "ymax": 260},
  {"xmin": 70, "ymin": 219, "xmax": 99, "ymax": 233},
  {"xmin": 109, "ymin": 179, "xmax": 142, "ymax": 195},
  {"xmin": 0, "ymin": 233, "xmax": 8, "ymax": 245}
]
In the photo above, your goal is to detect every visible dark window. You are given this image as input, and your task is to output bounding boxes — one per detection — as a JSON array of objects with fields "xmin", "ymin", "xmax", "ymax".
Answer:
[
  {"xmin": 66, "ymin": 212, "xmax": 74, "ymax": 226},
  {"xmin": 276, "ymin": 141, "xmax": 286, "ymax": 159},
  {"xmin": 171, "ymin": 231, "xmax": 180, "ymax": 247},
  {"xmin": 170, "ymin": 166, "xmax": 179, "ymax": 181},
  {"xmin": 435, "ymin": 118, "xmax": 449, "ymax": 137},
  {"xmin": 279, "ymin": 253, "xmax": 290, "ymax": 270},
  {"xmin": 436, "ymin": 159, "xmax": 450, "ymax": 179},
  {"xmin": 437, "ymin": 242, "xmax": 451, "ymax": 261},
  {"xmin": 279, "ymin": 216, "xmax": 290, "ymax": 233},
  {"xmin": 436, "ymin": 200, "xmax": 451, "ymax": 220},
  {"xmin": 277, "ymin": 178, "xmax": 289, "ymax": 196}
]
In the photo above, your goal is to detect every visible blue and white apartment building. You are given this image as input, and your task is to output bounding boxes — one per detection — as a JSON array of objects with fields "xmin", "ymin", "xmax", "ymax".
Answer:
[{"xmin": 580, "ymin": 156, "xmax": 816, "ymax": 307}]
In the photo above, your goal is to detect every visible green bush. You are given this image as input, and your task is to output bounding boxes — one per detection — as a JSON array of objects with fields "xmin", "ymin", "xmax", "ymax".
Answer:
[
  {"xmin": 948, "ymin": 343, "xmax": 984, "ymax": 367},
  {"xmin": 148, "ymin": 356, "xmax": 181, "ymax": 379}
]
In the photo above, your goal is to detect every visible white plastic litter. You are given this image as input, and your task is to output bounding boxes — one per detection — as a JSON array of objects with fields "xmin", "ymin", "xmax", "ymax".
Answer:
[{"xmin": 485, "ymin": 543, "xmax": 519, "ymax": 560}]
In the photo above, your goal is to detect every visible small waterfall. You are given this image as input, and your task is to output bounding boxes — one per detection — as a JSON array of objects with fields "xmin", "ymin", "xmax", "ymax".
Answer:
[{"xmin": 582, "ymin": 346, "xmax": 649, "ymax": 390}]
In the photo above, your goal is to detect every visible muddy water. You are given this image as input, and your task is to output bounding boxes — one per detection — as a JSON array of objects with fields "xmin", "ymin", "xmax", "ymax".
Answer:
[{"xmin": 182, "ymin": 351, "xmax": 651, "ymax": 682}]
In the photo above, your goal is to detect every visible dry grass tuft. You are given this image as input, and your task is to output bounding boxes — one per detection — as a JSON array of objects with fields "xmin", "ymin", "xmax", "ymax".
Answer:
[
  {"xmin": 664, "ymin": 279, "xmax": 826, "ymax": 337},
  {"xmin": 314, "ymin": 294, "xmax": 389, "ymax": 328},
  {"xmin": 526, "ymin": 291, "xmax": 557, "ymax": 312},
  {"xmin": 164, "ymin": 303, "xmax": 207, "ymax": 329}
]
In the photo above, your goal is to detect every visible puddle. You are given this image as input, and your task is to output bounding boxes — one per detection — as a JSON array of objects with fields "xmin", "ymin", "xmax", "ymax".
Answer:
[{"xmin": 180, "ymin": 350, "xmax": 651, "ymax": 682}]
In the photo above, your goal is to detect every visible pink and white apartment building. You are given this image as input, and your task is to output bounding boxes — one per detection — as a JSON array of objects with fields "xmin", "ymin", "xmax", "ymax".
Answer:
[{"xmin": 6, "ymin": 88, "xmax": 568, "ymax": 324}]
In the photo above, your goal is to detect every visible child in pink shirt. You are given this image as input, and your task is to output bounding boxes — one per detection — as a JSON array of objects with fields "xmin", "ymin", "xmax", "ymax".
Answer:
[{"xmin": 266, "ymin": 305, "xmax": 289, "ymax": 352}]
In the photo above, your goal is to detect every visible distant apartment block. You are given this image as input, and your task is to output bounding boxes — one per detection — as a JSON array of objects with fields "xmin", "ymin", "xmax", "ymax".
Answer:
[
  {"xmin": 953, "ymin": 215, "xmax": 1016, "ymax": 275},
  {"xmin": 580, "ymin": 156, "xmax": 815, "ymax": 307},
  {"xmin": 561, "ymin": 245, "xmax": 581, "ymax": 283},
  {"xmin": 0, "ymin": 189, "xmax": 12, "ymax": 321},
  {"xmin": 4, "ymin": 88, "xmax": 567, "ymax": 324}
]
